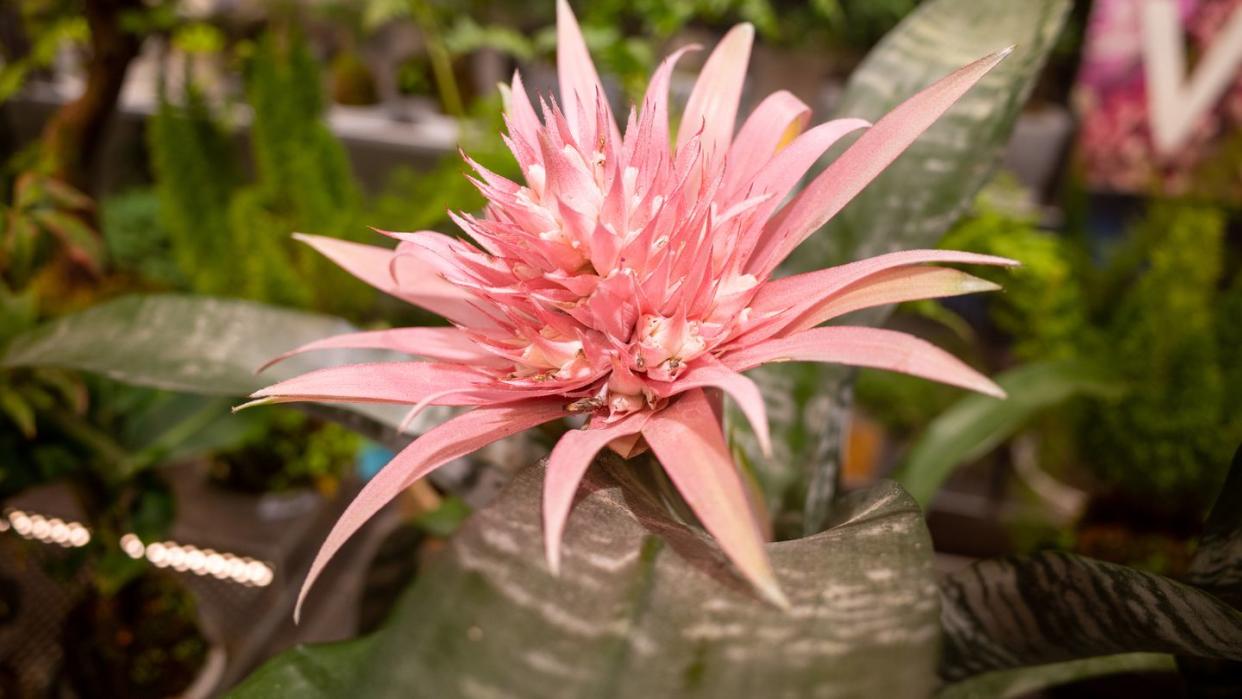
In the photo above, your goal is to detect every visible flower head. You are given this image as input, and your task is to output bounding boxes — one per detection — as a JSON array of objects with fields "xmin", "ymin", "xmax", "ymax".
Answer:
[{"xmin": 258, "ymin": 0, "xmax": 1016, "ymax": 619}]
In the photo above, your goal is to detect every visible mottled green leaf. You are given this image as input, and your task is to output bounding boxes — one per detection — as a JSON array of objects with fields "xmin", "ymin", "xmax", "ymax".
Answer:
[
  {"xmin": 0, "ymin": 294, "xmax": 411, "ymax": 445},
  {"xmin": 816, "ymin": 0, "xmax": 1070, "ymax": 269},
  {"xmin": 938, "ymin": 551, "xmax": 1242, "ymax": 682},
  {"xmin": 230, "ymin": 460, "xmax": 940, "ymax": 698},
  {"xmin": 745, "ymin": 0, "xmax": 1070, "ymax": 533},
  {"xmin": 938, "ymin": 653, "xmax": 1177, "ymax": 699},
  {"xmin": 893, "ymin": 360, "xmax": 1123, "ymax": 507}
]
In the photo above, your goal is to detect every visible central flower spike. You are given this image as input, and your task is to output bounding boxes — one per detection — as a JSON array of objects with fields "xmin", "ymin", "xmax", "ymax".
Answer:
[{"xmin": 253, "ymin": 0, "xmax": 1018, "ymax": 619}]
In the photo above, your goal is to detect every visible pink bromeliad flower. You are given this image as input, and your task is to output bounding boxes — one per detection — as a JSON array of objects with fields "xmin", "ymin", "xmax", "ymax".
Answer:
[{"xmin": 256, "ymin": 1, "xmax": 1016, "ymax": 617}]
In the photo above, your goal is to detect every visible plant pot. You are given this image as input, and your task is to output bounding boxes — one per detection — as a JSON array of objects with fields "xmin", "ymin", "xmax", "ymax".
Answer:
[
  {"xmin": 60, "ymin": 571, "xmax": 216, "ymax": 699},
  {"xmin": 1073, "ymin": 492, "xmax": 1200, "ymax": 577}
]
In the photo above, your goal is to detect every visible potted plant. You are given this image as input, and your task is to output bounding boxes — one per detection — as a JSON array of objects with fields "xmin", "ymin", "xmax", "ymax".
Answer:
[{"xmin": 12, "ymin": 1, "xmax": 1242, "ymax": 696}]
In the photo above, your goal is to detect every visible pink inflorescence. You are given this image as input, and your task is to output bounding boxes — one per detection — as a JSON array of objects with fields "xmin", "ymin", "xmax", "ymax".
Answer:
[{"xmin": 255, "ymin": 1, "xmax": 1017, "ymax": 618}]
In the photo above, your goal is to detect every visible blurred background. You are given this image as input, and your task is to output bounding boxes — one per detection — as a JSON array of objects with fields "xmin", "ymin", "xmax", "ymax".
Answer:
[{"xmin": 0, "ymin": 0, "xmax": 1239, "ymax": 696}]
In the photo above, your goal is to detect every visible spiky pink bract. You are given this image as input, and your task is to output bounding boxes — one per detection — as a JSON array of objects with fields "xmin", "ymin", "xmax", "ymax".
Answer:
[{"xmin": 259, "ymin": 1, "xmax": 1017, "ymax": 619}]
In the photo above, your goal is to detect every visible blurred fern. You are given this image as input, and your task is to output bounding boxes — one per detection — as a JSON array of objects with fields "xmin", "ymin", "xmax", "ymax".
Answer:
[
  {"xmin": 147, "ymin": 81, "xmax": 239, "ymax": 297},
  {"xmin": 940, "ymin": 200, "xmax": 1088, "ymax": 363},
  {"xmin": 148, "ymin": 29, "xmax": 374, "ymax": 317},
  {"xmin": 950, "ymin": 197, "xmax": 1238, "ymax": 511},
  {"xmin": 1081, "ymin": 203, "xmax": 1235, "ymax": 509},
  {"xmin": 869, "ymin": 185, "xmax": 1240, "ymax": 513}
]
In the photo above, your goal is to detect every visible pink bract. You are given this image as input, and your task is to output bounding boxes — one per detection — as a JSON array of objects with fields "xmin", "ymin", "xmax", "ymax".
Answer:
[{"xmin": 258, "ymin": 0, "xmax": 1016, "ymax": 619}]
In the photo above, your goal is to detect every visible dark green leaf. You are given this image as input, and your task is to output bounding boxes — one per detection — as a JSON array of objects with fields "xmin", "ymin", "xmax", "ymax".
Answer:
[
  {"xmin": 228, "ymin": 638, "xmax": 375, "ymax": 698},
  {"xmin": 231, "ymin": 462, "xmax": 941, "ymax": 698},
  {"xmin": 938, "ymin": 551, "xmax": 1242, "ymax": 682},
  {"xmin": 938, "ymin": 653, "xmax": 1177, "ymax": 699},
  {"xmin": 0, "ymin": 384, "xmax": 36, "ymax": 437},
  {"xmin": 893, "ymin": 360, "xmax": 1123, "ymax": 507}
]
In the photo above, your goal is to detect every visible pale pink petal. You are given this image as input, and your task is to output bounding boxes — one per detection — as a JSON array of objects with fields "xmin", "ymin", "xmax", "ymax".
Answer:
[
  {"xmin": 543, "ymin": 412, "xmax": 649, "ymax": 574},
  {"xmin": 784, "ymin": 266, "xmax": 1000, "ymax": 334},
  {"xmin": 398, "ymin": 387, "xmax": 483, "ymax": 432},
  {"xmin": 723, "ymin": 326, "xmax": 1005, "ymax": 398},
  {"xmin": 655, "ymin": 354, "xmax": 771, "ymax": 456},
  {"xmin": 505, "ymin": 70, "xmax": 542, "ymax": 151},
  {"xmin": 295, "ymin": 398, "xmax": 568, "ymax": 621},
  {"xmin": 258, "ymin": 327, "xmax": 510, "ymax": 372},
  {"xmin": 735, "ymin": 118, "xmax": 870, "ymax": 259},
  {"xmin": 676, "ymin": 23, "xmax": 754, "ymax": 162},
  {"xmin": 556, "ymin": 0, "xmax": 619, "ymax": 145},
  {"xmin": 630, "ymin": 44, "xmax": 696, "ymax": 169},
  {"xmin": 642, "ymin": 389, "xmax": 787, "ymax": 608},
  {"xmin": 293, "ymin": 233, "xmax": 494, "ymax": 329},
  {"xmin": 747, "ymin": 48, "xmax": 1013, "ymax": 276},
  {"xmin": 749, "ymin": 118, "xmax": 871, "ymax": 197},
  {"xmin": 742, "ymin": 249, "xmax": 1017, "ymax": 342},
  {"xmin": 246, "ymin": 362, "xmax": 496, "ymax": 406},
  {"xmin": 721, "ymin": 90, "xmax": 811, "ymax": 196}
]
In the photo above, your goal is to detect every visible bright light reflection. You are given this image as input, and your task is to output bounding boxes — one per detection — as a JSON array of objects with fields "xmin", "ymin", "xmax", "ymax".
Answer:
[{"xmin": 3, "ymin": 509, "xmax": 272, "ymax": 586}]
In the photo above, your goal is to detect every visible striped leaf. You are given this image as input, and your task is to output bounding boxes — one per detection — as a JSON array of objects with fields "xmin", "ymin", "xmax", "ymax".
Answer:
[
  {"xmin": 1186, "ymin": 445, "xmax": 1242, "ymax": 606},
  {"xmin": 742, "ymin": 0, "xmax": 1071, "ymax": 534},
  {"xmin": 938, "ymin": 551, "xmax": 1242, "ymax": 682},
  {"xmin": 1178, "ymin": 445, "xmax": 1242, "ymax": 694},
  {"xmin": 230, "ymin": 461, "xmax": 941, "ymax": 698}
]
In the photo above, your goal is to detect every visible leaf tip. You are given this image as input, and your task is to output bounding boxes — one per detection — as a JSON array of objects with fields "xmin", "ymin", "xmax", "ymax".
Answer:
[
  {"xmin": 546, "ymin": 546, "xmax": 562, "ymax": 577},
  {"xmin": 232, "ymin": 397, "xmax": 275, "ymax": 413},
  {"xmin": 759, "ymin": 577, "xmax": 791, "ymax": 611},
  {"xmin": 960, "ymin": 275, "xmax": 1003, "ymax": 295},
  {"xmin": 980, "ymin": 381, "xmax": 1007, "ymax": 400}
]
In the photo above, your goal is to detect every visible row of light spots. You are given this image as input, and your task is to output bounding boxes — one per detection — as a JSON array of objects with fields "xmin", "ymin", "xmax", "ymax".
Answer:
[
  {"xmin": 121, "ymin": 534, "xmax": 273, "ymax": 587},
  {"xmin": 2, "ymin": 509, "xmax": 272, "ymax": 588},
  {"xmin": 3, "ymin": 509, "xmax": 91, "ymax": 548}
]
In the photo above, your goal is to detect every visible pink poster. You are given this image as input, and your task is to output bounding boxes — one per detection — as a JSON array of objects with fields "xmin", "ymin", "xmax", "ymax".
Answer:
[{"xmin": 1075, "ymin": 0, "xmax": 1242, "ymax": 199}]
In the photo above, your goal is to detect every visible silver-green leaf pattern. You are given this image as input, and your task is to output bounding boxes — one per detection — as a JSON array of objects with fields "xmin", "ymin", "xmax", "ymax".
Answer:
[
  {"xmin": 938, "ymin": 551, "xmax": 1242, "ymax": 682},
  {"xmin": 230, "ymin": 459, "xmax": 941, "ymax": 698},
  {"xmin": 0, "ymin": 294, "xmax": 413, "ymax": 446}
]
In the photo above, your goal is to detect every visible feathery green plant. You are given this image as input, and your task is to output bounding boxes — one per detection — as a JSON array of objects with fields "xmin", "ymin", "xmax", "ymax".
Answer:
[{"xmin": 148, "ymin": 30, "xmax": 374, "ymax": 317}]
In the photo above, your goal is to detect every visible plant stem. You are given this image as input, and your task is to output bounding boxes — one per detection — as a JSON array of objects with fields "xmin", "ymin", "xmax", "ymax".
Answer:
[
  {"xmin": 40, "ymin": 0, "xmax": 143, "ymax": 193},
  {"xmin": 408, "ymin": 0, "xmax": 466, "ymax": 119}
]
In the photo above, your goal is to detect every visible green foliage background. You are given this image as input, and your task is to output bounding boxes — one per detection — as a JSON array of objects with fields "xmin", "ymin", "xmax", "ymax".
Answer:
[
  {"xmin": 148, "ymin": 31, "xmax": 373, "ymax": 316},
  {"xmin": 871, "ymin": 191, "xmax": 1242, "ymax": 513}
]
